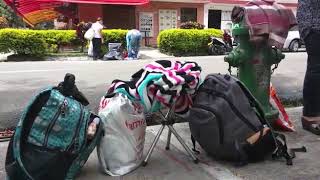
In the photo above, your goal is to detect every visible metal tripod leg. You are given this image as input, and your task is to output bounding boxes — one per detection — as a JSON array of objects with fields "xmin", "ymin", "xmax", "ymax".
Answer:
[
  {"xmin": 166, "ymin": 130, "xmax": 172, "ymax": 150},
  {"xmin": 160, "ymin": 109, "xmax": 173, "ymax": 150},
  {"xmin": 142, "ymin": 124, "xmax": 166, "ymax": 166},
  {"xmin": 167, "ymin": 125, "xmax": 199, "ymax": 163}
]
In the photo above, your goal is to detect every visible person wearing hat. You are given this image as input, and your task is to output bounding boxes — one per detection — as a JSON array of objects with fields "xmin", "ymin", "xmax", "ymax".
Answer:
[{"xmin": 91, "ymin": 17, "xmax": 104, "ymax": 60}]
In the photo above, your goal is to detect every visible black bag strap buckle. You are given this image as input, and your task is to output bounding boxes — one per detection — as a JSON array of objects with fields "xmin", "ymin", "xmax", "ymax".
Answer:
[{"xmin": 272, "ymin": 133, "xmax": 307, "ymax": 166}]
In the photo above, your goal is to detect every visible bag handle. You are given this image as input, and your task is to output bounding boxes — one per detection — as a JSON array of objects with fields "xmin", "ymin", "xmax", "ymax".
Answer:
[{"xmin": 55, "ymin": 73, "xmax": 89, "ymax": 106}]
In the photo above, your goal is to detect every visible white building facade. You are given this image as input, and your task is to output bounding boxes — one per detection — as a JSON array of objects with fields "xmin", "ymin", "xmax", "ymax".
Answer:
[{"xmin": 204, "ymin": 0, "xmax": 298, "ymax": 31}]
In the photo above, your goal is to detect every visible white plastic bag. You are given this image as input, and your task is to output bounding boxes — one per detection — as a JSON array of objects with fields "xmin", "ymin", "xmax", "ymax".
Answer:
[
  {"xmin": 87, "ymin": 41, "xmax": 93, "ymax": 57},
  {"xmin": 97, "ymin": 94, "xmax": 146, "ymax": 176},
  {"xmin": 84, "ymin": 28, "xmax": 94, "ymax": 40}
]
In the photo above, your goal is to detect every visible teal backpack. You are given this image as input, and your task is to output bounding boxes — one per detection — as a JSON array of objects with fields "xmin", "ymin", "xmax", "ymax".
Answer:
[{"xmin": 5, "ymin": 74, "xmax": 103, "ymax": 180}]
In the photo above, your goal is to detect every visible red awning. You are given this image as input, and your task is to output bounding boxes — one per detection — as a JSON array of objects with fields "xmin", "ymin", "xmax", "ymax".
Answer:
[
  {"xmin": 3, "ymin": 0, "xmax": 150, "ymax": 26},
  {"xmin": 38, "ymin": 0, "xmax": 150, "ymax": 5},
  {"xmin": 3, "ymin": 0, "xmax": 63, "ymax": 26},
  {"xmin": 209, "ymin": 0, "xmax": 297, "ymax": 8}
]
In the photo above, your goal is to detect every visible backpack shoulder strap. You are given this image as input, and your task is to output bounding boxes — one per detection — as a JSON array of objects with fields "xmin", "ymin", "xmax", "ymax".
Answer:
[{"xmin": 233, "ymin": 77, "xmax": 267, "ymax": 125}]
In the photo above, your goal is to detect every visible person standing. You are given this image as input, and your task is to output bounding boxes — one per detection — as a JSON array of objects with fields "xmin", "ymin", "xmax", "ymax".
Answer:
[
  {"xmin": 91, "ymin": 17, "xmax": 104, "ymax": 60},
  {"xmin": 297, "ymin": 0, "xmax": 320, "ymax": 135},
  {"xmin": 75, "ymin": 21, "xmax": 86, "ymax": 52},
  {"xmin": 83, "ymin": 22, "xmax": 93, "ymax": 57},
  {"xmin": 126, "ymin": 29, "xmax": 142, "ymax": 60}
]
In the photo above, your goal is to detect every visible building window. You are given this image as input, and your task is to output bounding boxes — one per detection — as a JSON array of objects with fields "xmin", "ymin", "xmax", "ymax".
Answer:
[
  {"xmin": 181, "ymin": 8, "xmax": 197, "ymax": 23},
  {"xmin": 159, "ymin": 9, "xmax": 177, "ymax": 31},
  {"xmin": 221, "ymin": 11, "xmax": 232, "ymax": 21}
]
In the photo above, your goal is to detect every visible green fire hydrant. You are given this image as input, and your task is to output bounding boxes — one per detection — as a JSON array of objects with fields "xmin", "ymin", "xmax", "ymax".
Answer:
[{"xmin": 224, "ymin": 6, "xmax": 288, "ymax": 123}]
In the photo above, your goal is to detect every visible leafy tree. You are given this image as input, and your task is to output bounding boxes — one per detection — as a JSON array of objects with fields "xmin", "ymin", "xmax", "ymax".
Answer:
[
  {"xmin": 180, "ymin": 21, "xmax": 205, "ymax": 30},
  {"xmin": 0, "ymin": 0, "xmax": 24, "ymax": 28},
  {"xmin": 0, "ymin": 16, "xmax": 8, "ymax": 28}
]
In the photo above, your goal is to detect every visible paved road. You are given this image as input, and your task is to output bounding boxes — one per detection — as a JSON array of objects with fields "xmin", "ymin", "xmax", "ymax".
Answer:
[{"xmin": 0, "ymin": 53, "xmax": 307, "ymax": 129}]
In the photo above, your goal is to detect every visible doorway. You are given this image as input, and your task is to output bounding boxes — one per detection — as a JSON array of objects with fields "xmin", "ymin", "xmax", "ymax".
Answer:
[
  {"xmin": 103, "ymin": 5, "xmax": 136, "ymax": 29},
  {"xmin": 181, "ymin": 8, "xmax": 197, "ymax": 23},
  {"xmin": 208, "ymin": 10, "xmax": 221, "ymax": 29}
]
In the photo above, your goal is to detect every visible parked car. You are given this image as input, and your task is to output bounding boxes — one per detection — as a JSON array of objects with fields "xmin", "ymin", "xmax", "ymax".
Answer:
[{"xmin": 283, "ymin": 26, "xmax": 304, "ymax": 52}]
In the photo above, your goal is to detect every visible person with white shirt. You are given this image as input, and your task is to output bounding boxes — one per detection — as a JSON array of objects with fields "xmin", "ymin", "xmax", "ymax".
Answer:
[{"xmin": 91, "ymin": 17, "xmax": 104, "ymax": 60}]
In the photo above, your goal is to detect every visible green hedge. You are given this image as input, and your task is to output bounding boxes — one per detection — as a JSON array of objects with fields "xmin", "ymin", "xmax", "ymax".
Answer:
[
  {"xmin": 0, "ymin": 29, "xmax": 47, "ymax": 56},
  {"xmin": 102, "ymin": 29, "xmax": 128, "ymax": 47},
  {"xmin": 0, "ymin": 28, "xmax": 222, "ymax": 57},
  {"xmin": 101, "ymin": 29, "xmax": 128, "ymax": 54},
  {"xmin": 157, "ymin": 29, "xmax": 223, "ymax": 56},
  {"xmin": 42, "ymin": 30, "xmax": 78, "ymax": 52},
  {"xmin": 0, "ymin": 29, "xmax": 128, "ymax": 56}
]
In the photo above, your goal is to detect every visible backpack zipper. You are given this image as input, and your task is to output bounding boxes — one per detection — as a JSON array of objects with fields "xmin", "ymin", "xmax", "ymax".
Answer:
[
  {"xmin": 192, "ymin": 104, "xmax": 224, "ymax": 145},
  {"xmin": 43, "ymin": 98, "xmax": 67, "ymax": 146},
  {"xmin": 67, "ymin": 102, "xmax": 84, "ymax": 153}
]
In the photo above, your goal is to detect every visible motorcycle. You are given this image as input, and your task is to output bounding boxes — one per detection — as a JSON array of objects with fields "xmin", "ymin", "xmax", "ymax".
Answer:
[{"xmin": 208, "ymin": 30, "xmax": 233, "ymax": 55}]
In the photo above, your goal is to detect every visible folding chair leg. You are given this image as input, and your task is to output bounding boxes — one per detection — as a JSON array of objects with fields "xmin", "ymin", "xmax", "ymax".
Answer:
[
  {"xmin": 143, "ymin": 124, "xmax": 166, "ymax": 166},
  {"xmin": 167, "ymin": 125, "xmax": 199, "ymax": 164},
  {"xmin": 166, "ymin": 131, "xmax": 172, "ymax": 150}
]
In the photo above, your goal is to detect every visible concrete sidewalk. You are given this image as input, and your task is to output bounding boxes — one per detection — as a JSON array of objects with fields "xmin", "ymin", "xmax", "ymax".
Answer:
[
  {"xmin": 0, "ymin": 48, "xmax": 172, "ymax": 62},
  {"xmin": 1, "ymin": 107, "xmax": 319, "ymax": 180},
  {"xmin": 139, "ymin": 48, "xmax": 173, "ymax": 59}
]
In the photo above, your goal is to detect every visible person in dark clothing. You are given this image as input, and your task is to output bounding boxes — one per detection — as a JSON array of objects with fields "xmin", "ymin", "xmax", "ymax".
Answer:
[
  {"xmin": 297, "ymin": 0, "xmax": 320, "ymax": 135},
  {"xmin": 75, "ymin": 21, "xmax": 86, "ymax": 52},
  {"xmin": 73, "ymin": 18, "xmax": 80, "ymax": 29},
  {"xmin": 91, "ymin": 17, "xmax": 104, "ymax": 60}
]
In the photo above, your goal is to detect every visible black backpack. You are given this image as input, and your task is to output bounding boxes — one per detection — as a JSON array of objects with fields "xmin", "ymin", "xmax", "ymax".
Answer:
[{"xmin": 187, "ymin": 74, "xmax": 305, "ymax": 166}]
